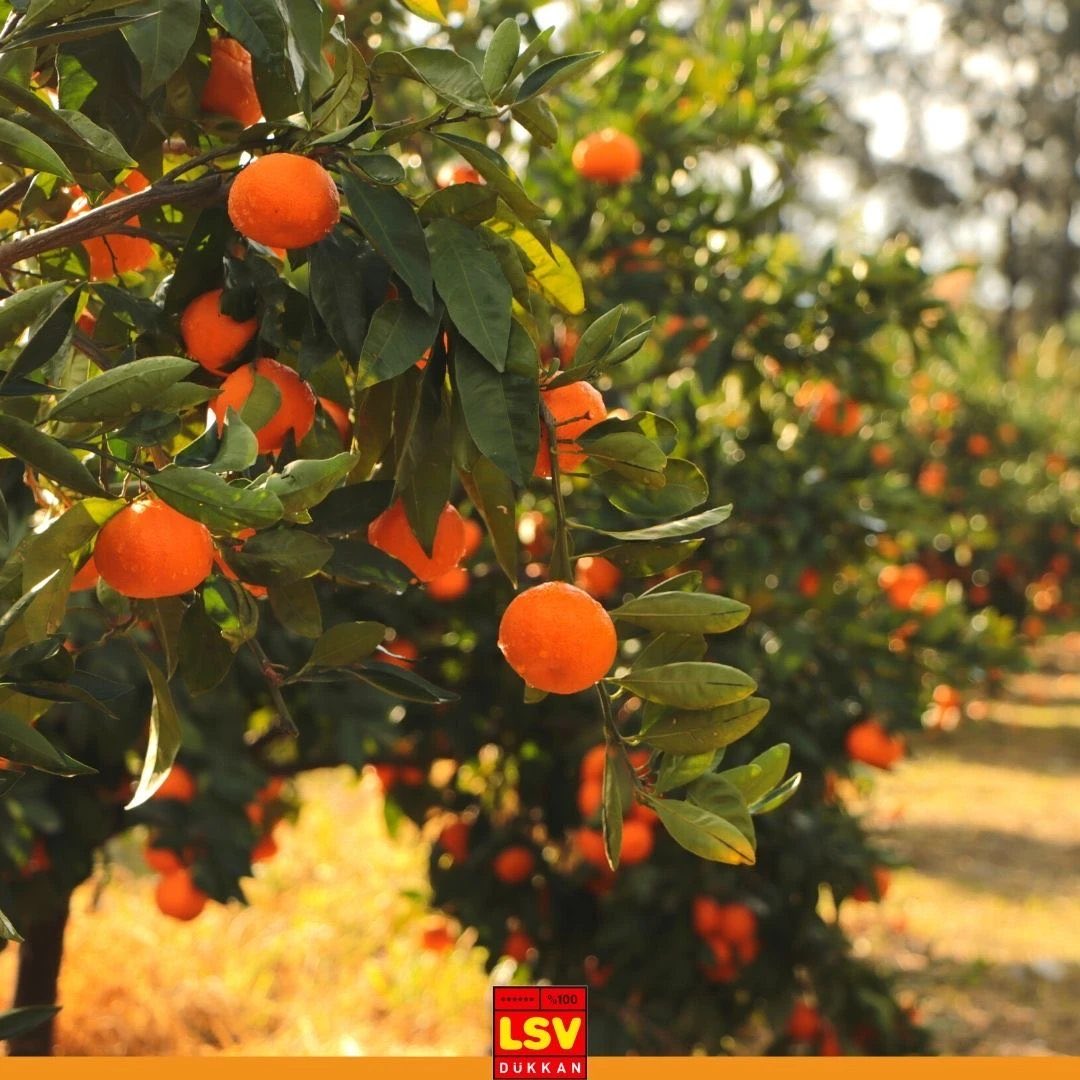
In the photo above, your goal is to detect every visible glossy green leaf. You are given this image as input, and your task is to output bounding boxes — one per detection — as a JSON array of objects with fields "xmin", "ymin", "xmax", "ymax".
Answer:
[
  {"xmin": 125, "ymin": 648, "xmax": 183, "ymax": 809},
  {"xmin": 371, "ymin": 48, "xmax": 492, "ymax": 113},
  {"xmin": 482, "ymin": 18, "xmax": 520, "ymax": 96},
  {"xmin": 120, "ymin": 0, "xmax": 200, "ymax": 93},
  {"xmin": 49, "ymin": 356, "xmax": 197, "ymax": 423},
  {"xmin": 654, "ymin": 750, "xmax": 720, "ymax": 795},
  {"xmin": 572, "ymin": 504, "xmax": 733, "ymax": 542},
  {"xmin": 634, "ymin": 696, "xmax": 770, "ymax": 754},
  {"xmin": 646, "ymin": 795, "xmax": 755, "ymax": 865},
  {"xmin": 601, "ymin": 746, "xmax": 623, "ymax": 870},
  {"xmin": 303, "ymin": 620, "xmax": 387, "ymax": 670},
  {"xmin": 0, "ymin": 415, "xmax": 106, "ymax": 496},
  {"xmin": 612, "ymin": 591, "xmax": 750, "ymax": 634},
  {"xmin": 359, "ymin": 297, "xmax": 441, "ymax": 387},
  {"xmin": 257, "ymin": 452, "xmax": 358, "ymax": 517},
  {"xmin": 0, "ymin": 711, "xmax": 95, "ymax": 777},
  {"xmin": 0, "ymin": 117, "xmax": 74, "ymax": 181},
  {"xmin": 267, "ymin": 577, "xmax": 322, "ymax": 638},
  {"xmin": 614, "ymin": 661, "xmax": 756, "ymax": 710}
]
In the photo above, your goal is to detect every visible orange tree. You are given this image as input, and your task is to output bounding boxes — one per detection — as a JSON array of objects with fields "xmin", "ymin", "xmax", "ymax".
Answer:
[
  {"xmin": 0, "ymin": 0, "xmax": 800, "ymax": 1055},
  {"xmin": 339, "ymin": 0, "xmax": 1075, "ymax": 1056}
]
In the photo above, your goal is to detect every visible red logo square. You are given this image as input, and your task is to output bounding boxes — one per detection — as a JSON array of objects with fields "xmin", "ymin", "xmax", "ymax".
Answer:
[{"xmin": 492, "ymin": 986, "xmax": 588, "ymax": 1079}]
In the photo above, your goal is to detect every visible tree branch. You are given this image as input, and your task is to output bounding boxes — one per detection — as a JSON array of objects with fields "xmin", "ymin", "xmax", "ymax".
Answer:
[{"xmin": 0, "ymin": 173, "xmax": 229, "ymax": 270}]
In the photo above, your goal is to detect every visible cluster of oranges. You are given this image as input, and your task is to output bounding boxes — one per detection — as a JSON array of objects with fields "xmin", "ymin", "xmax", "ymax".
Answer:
[
  {"xmin": 845, "ymin": 719, "xmax": 906, "ymax": 770},
  {"xmin": 786, "ymin": 1001, "xmax": 842, "ymax": 1055},
  {"xmin": 794, "ymin": 379, "xmax": 863, "ymax": 437},
  {"xmin": 692, "ymin": 897, "xmax": 760, "ymax": 983}
]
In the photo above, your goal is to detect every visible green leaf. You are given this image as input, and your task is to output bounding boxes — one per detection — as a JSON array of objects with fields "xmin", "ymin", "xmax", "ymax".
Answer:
[
  {"xmin": 342, "ymin": 174, "xmax": 434, "ymax": 315},
  {"xmin": 597, "ymin": 458, "xmax": 708, "ymax": 519},
  {"xmin": 21, "ymin": 498, "xmax": 121, "ymax": 594},
  {"xmin": 202, "ymin": 575, "xmax": 259, "ymax": 650},
  {"xmin": 612, "ymin": 592, "xmax": 750, "ymax": 634},
  {"xmin": 0, "ymin": 282, "xmax": 68, "ymax": 347},
  {"xmin": 614, "ymin": 662, "xmax": 756, "ymax": 710},
  {"xmin": 459, "ymin": 454, "xmax": 518, "ymax": 585},
  {"xmin": 510, "ymin": 96, "xmax": 558, "ymax": 148},
  {"xmin": 419, "ymin": 183, "xmax": 498, "ymax": 227},
  {"xmin": 226, "ymin": 527, "xmax": 333, "ymax": 583},
  {"xmin": 0, "ymin": 711, "xmax": 96, "ymax": 777},
  {"xmin": 453, "ymin": 332, "xmax": 538, "ymax": 486},
  {"xmin": 395, "ymin": 0, "xmax": 447, "ymax": 25},
  {"xmin": 23, "ymin": 0, "xmax": 146, "ymax": 28},
  {"xmin": 505, "ymin": 26, "xmax": 554, "ymax": 87},
  {"xmin": 351, "ymin": 153, "xmax": 405, "ymax": 186},
  {"xmin": 0, "ymin": 1005, "xmax": 61, "ymax": 1041},
  {"xmin": 309, "ymin": 231, "xmax": 376, "ymax": 361},
  {"xmin": 125, "ymin": 648, "xmax": 183, "ymax": 809},
  {"xmin": 645, "ymin": 795, "xmax": 756, "ymax": 865},
  {"xmin": 0, "ymin": 907, "xmax": 23, "ymax": 943},
  {"xmin": 148, "ymin": 466, "xmax": 284, "ymax": 531},
  {"xmin": 601, "ymin": 747, "xmax": 623, "ymax": 870},
  {"xmin": 2, "ymin": 289, "xmax": 80, "ymax": 388},
  {"xmin": 139, "ymin": 597, "xmax": 187, "ymax": 679},
  {"xmin": 482, "ymin": 18, "xmax": 520, "ymax": 96},
  {"xmin": 686, "ymin": 773, "xmax": 755, "ymax": 847},
  {"xmin": 748, "ymin": 772, "xmax": 802, "ymax": 814},
  {"xmin": 0, "ymin": 415, "xmax": 106, "ymax": 496},
  {"xmin": 358, "ymin": 297, "xmax": 441, "ymax": 388},
  {"xmin": 516, "ymin": 51, "xmax": 600, "ymax": 102},
  {"xmin": 0, "ymin": 116, "xmax": 74, "ymax": 181},
  {"xmin": 120, "ymin": 0, "xmax": 201, "ymax": 94},
  {"xmin": 722, "ymin": 744, "xmax": 790, "ymax": 806},
  {"xmin": 428, "ymin": 218, "xmax": 512, "ymax": 368},
  {"xmin": 436, "ymin": 134, "xmax": 545, "ymax": 225},
  {"xmin": 590, "ymin": 539, "xmax": 701, "ymax": 577},
  {"xmin": 209, "ymin": 410, "xmax": 260, "ymax": 472},
  {"xmin": 304, "ymin": 620, "xmax": 386, "ymax": 670},
  {"xmin": 583, "ymin": 431, "xmax": 667, "ymax": 484},
  {"xmin": 49, "ymin": 356, "xmax": 197, "ymax": 424},
  {"xmin": 654, "ymin": 750, "xmax": 720, "ymax": 795},
  {"xmin": 257, "ymin": 452, "xmax": 358, "ymax": 517},
  {"xmin": 370, "ymin": 47, "xmax": 492, "ymax": 113},
  {"xmin": 177, "ymin": 599, "xmax": 233, "ymax": 695},
  {"xmin": 572, "ymin": 505, "xmax": 733, "ymax": 542},
  {"xmin": 351, "ymin": 662, "xmax": 457, "ymax": 704},
  {"xmin": 4, "ymin": 13, "xmax": 147, "ymax": 51},
  {"xmin": 633, "ymin": 697, "xmax": 771, "ymax": 754},
  {"xmin": 267, "ymin": 577, "xmax": 322, "ymax": 638},
  {"xmin": 632, "ymin": 632, "xmax": 707, "ymax": 670}
]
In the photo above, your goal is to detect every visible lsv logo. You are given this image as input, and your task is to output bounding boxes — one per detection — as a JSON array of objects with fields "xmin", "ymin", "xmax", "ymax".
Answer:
[{"xmin": 492, "ymin": 987, "xmax": 588, "ymax": 1078}]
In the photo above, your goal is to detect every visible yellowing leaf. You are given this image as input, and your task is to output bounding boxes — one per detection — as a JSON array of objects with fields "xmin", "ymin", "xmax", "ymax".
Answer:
[
  {"xmin": 396, "ymin": 0, "xmax": 447, "ymax": 25},
  {"xmin": 491, "ymin": 220, "xmax": 585, "ymax": 315}
]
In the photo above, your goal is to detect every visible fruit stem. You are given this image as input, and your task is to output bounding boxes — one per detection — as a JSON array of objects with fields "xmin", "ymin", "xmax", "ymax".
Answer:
[
  {"xmin": 539, "ymin": 399, "xmax": 573, "ymax": 582},
  {"xmin": 247, "ymin": 638, "xmax": 299, "ymax": 737}
]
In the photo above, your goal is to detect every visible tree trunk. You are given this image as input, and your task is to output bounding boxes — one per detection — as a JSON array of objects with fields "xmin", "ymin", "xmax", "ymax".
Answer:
[{"xmin": 6, "ymin": 897, "xmax": 70, "ymax": 1056}]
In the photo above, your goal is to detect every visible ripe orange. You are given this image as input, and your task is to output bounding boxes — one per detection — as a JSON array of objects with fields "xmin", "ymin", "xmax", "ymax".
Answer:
[
  {"xmin": 534, "ymin": 381, "xmax": 607, "ymax": 478},
  {"xmin": 619, "ymin": 818, "xmax": 654, "ymax": 865},
  {"xmin": 498, "ymin": 581, "xmax": 617, "ymax": 695},
  {"xmin": 967, "ymin": 433, "xmax": 991, "ymax": 457},
  {"xmin": 932, "ymin": 684, "xmax": 963, "ymax": 710},
  {"xmin": 580, "ymin": 744, "xmax": 608, "ymax": 782},
  {"xmin": 692, "ymin": 896, "xmax": 725, "ymax": 938},
  {"xmin": 574, "ymin": 555, "xmax": 622, "ymax": 599},
  {"xmin": 703, "ymin": 937, "xmax": 737, "ymax": 983},
  {"xmin": 878, "ymin": 563, "xmax": 929, "ymax": 610},
  {"xmin": 502, "ymin": 929, "xmax": 534, "ymax": 963},
  {"xmin": 72, "ymin": 171, "xmax": 154, "ymax": 280},
  {"xmin": 845, "ymin": 719, "xmax": 905, "ymax": 770},
  {"xmin": 71, "ymin": 556, "xmax": 99, "ymax": 592},
  {"xmin": 713, "ymin": 902, "xmax": 757, "ymax": 944},
  {"xmin": 798, "ymin": 567, "xmax": 821, "ymax": 598},
  {"xmin": 426, "ymin": 565, "xmax": 470, "ymax": 601},
  {"xmin": 420, "ymin": 920, "xmax": 455, "ymax": 952},
  {"xmin": 319, "ymin": 397, "xmax": 351, "ymax": 444},
  {"xmin": 436, "ymin": 163, "xmax": 483, "ymax": 188},
  {"xmin": 439, "ymin": 819, "xmax": 470, "ymax": 863},
  {"xmin": 228, "ymin": 153, "xmax": 340, "ymax": 249},
  {"xmin": 383, "ymin": 637, "xmax": 418, "ymax": 668},
  {"xmin": 368, "ymin": 500, "xmax": 467, "ymax": 583},
  {"xmin": 251, "ymin": 831, "xmax": 278, "ymax": 864},
  {"xmin": 155, "ymin": 869, "xmax": 208, "ymax": 921},
  {"xmin": 461, "ymin": 518, "xmax": 484, "ymax": 559},
  {"xmin": 258, "ymin": 777, "xmax": 285, "ymax": 803},
  {"xmin": 795, "ymin": 379, "xmax": 862, "ymax": 436},
  {"xmin": 628, "ymin": 799, "xmax": 659, "ymax": 826},
  {"xmin": 144, "ymin": 846, "xmax": 184, "ymax": 875},
  {"xmin": 572, "ymin": 827, "xmax": 609, "ymax": 871},
  {"xmin": 577, "ymin": 777, "xmax": 603, "ymax": 819},
  {"xmin": 95, "ymin": 499, "xmax": 214, "ymax": 599},
  {"xmin": 201, "ymin": 38, "xmax": 262, "ymax": 127},
  {"xmin": 493, "ymin": 845, "xmax": 536, "ymax": 885},
  {"xmin": 852, "ymin": 865, "xmax": 891, "ymax": 902},
  {"xmin": 153, "ymin": 763, "xmax": 197, "ymax": 803},
  {"xmin": 870, "ymin": 443, "xmax": 894, "ymax": 468},
  {"xmin": 571, "ymin": 129, "xmax": 641, "ymax": 183},
  {"xmin": 213, "ymin": 357, "xmax": 317, "ymax": 453},
  {"xmin": 180, "ymin": 289, "xmax": 257, "ymax": 373},
  {"xmin": 918, "ymin": 461, "xmax": 948, "ymax": 495},
  {"xmin": 787, "ymin": 1002, "xmax": 823, "ymax": 1043}
]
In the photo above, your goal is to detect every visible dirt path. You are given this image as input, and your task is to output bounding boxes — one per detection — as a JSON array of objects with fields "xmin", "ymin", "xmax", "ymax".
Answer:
[{"xmin": 843, "ymin": 634, "xmax": 1080, "ymax": 1055}]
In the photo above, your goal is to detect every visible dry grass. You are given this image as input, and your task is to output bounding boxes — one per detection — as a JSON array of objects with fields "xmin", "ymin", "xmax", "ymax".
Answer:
[
  {"xmin": 841, "ymin": 636, "xmax": 1080, "ymax": 1055},
  {"xmin": 0, "ymin": 771, "xmax": 493, "ymax": 1056},
  {"xmin": 2, "ymin": 640, "xmax": 1077, "ymax": 1055}
]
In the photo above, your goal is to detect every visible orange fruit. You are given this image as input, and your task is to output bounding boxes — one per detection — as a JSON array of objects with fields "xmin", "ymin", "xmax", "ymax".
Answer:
[
  {"xmin": 878, "ymin": 564, "xmax": 929, "ymax": 610},
  {"xmin": 436, "ymin": 163, "xmax": 483, "ymax": 188},
  {"xmin": 368, "ymin": 500, "xmax": 467, "ymax": 583},
  {"xmin": 251, "ymin": 831, "xmax": 278, "ymax": 864},
  {"xmin": 258, "ymin": 777, "xmax": 285, "ymax": 804},
  {"xmin": 518, "ymin": 510, "xmax": 551, "ymax": 558},
  {"xmin": 498, "ymin": 581, "xmax": 617, "ymax": 694},
  {"xmin": 967, "ymin": 433, "xmax": 991, "ymax": 457},
  {"xmin": 818, "ymin": 1025, "xmax": 843, "ymax": 1056},
  {"xmin": 787, "ymin": 1002, "xmax": 823, "ymax": 1042},
  {"xmin": 798, "ymin": 567, "xmax": 821, "ymax": 598},
  {"xmin": 918, "ymin": 461, "xmax": 948, "ymax": 495},
  {"xmin": 21, "ymin": 839, "xmax": 52, "ymax": 878},
  {"xmin": 95, "ymin": 499, "xmax": 214, "ymax": 599},
  {"xmin": 421, "ymin": 920, "xmax": 455, "ymax": 952},
  {"xmin": 534, "ymin": 381, "xmax": 607, "ymax": 478},
  {"xmin": 571, "ymin": 129, "xmax": 641, "ymax": 183},
  {"xmin": 845, "ymin": 719, "xmax": 905, "ymax": 770},
  {"xmin": 71, "ymin": 556, "xmax": 99, "ymax": 592},
  {"xmin": 502, "ymin": 930, "xmax": 534, "ymax": 963},
  {"xmin": 628, "ymin": 799, "xmax": 659, "ymax": 826},
  {"xmin": 692, "ymin": 896, "xmax": 724, "ymax": 938},
  {"xmin": 153, "ymin": 763, "xmax": 197, "ymax": 803},
  {"xmin": 462, "ymin": 518, "xmax": 484, "ymax": 559},
  {"xmin": 574, "ymin": 555, "xmax": 622, "ymax": 599},
  {"xmin": 619, "ymin": 818, "xmax": 654, "ymax": 865},
  {"xmin": 426, "ymin": 565, "xmax": 470, "ymax": 601},
  {"xmin": 852, "ymin": 865, "xmax": 891, "ymax": 902},
  {"xmin": 144, "ymin": 846, "xmax": 184, "ymax": 875},
  {"xmin": 572, "ymin": 827, "xmax": 609, "ymax": 871},
  {"xmin": 713, "ymin": 902, "xmax": 757, "ymax": 944},
  {"xmin": 201, "ymin": 38, "xmax": 262, "ymax": 127},
  {"xmin": 438, "ymin": 820, "xmax": 470, "ymax": 863},
  {"xmin": 577, "ymin": 777, "xmax": 603, "ymax": 819},
  {"xmin": 72, "ymin": 171, "xmax": 154, "ymax": 280},
  {"xmin": 493, "ymin": 845, "xmax": 535, "ymax": 885},
  {"xmin": 213, "ymin": 357, "xmax": 317, "ymax": 453},
  {"xmin": 228, "ymin": 153, "xmax": 340, "ymax": 249},
  {"xmin": 155, "ymin": 869, "xmax": 208, "ymax": 921},
  {"xmin": 870, "ymin": 443, "xmax": 894, "ymax": 468},
  {"xmin": 580, "ymin": 744, "xmax": 608, "ymax": 782},
  {"xmin": 179, "ymin": 289, "xmax": 257, "ymax": 373},
  {"xmin": 383, "ymin": 637, "xmax": 418, "ymax": 668},
  {"xmin": 319, "ymin": 397, "xmax": 351, "ymax": 444}
]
